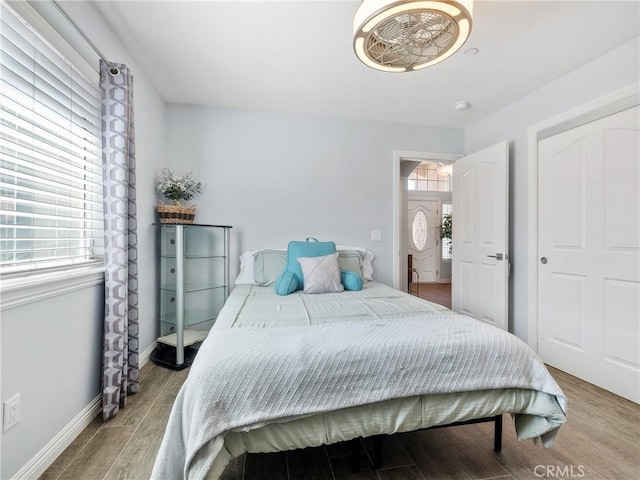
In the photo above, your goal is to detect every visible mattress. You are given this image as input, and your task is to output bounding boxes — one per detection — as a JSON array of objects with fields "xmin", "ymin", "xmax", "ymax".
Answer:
[
  {"xmin": 153, "ymin": 282, "xmax": 567, "ymax": 480},
  {"xmin": 203, "ymin": 283, "xmax": 566, "ymax": 477}
]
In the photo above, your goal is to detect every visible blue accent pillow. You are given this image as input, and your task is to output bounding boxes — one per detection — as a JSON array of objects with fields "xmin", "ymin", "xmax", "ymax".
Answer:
[
  {"xmin": 340, "ymin": 269, "xmax": 363, "ymax": 291},
  {"xmin": 274, "ymin": 270, "xmax": 299, "ymax": 296},
  {"xmin": 286, "ymin": 238, "xmax": 337, "ymax": 291}
]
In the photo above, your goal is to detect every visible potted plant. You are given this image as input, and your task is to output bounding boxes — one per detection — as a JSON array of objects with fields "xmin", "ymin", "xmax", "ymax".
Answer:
[{"xmin": 155, "ymin": 168, "xmax": 203, "ymax": 223}]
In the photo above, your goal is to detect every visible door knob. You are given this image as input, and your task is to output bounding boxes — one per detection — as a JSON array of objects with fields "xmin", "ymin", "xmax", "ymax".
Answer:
[
  {"xmin": 540, "ymin": 257, "xmax": 548, "ymax": 264},
  {"xmin": 487, "ymin": 253, "xmax": 504, "ymax": 260}
]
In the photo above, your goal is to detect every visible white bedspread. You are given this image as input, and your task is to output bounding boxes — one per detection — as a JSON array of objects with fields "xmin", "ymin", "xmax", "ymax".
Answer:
[{"xmin": 151, "ymin": 314, "xmax": 566, "ymax": 480}]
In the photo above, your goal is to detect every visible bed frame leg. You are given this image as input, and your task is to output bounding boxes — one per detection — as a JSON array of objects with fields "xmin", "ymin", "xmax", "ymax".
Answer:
[
  {"xmin": 494, "ymin": 414, "xmax": 503, "ymax": 452},
  {"xmin": 350, "ymin": 439, "xmax": 360, "ymax": 473}
]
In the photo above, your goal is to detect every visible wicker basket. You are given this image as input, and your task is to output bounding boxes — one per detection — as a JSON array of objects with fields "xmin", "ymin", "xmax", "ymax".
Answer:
[{"xmin": 156, "ymin": 200, "xmax": 196, "ymax": 224}]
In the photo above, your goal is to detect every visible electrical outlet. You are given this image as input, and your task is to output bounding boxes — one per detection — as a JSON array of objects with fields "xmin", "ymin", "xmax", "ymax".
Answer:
[
  {"xmin": 3, "ymin": 393, "xmax": 21, "ymax": 432},
  {"xmin": 371, "ymin": 230, "xmax": 382, "ymax": 242}
]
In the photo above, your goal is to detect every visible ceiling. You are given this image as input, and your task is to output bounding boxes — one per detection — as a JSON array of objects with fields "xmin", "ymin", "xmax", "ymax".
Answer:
[{"xmin": 92, "ymin": 1, "xmax": 639, "ymax": 128}]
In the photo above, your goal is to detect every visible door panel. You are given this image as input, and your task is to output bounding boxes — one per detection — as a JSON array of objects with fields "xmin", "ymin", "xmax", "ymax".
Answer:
[
  {"xmin": 459, "ymin": 260, "xmax": 474, "ymax": 315},
  {"xmin": 459, "ymin": 168, "xmax": 474, "ymax": 245},
  {"xmin": 604, "ymin": 279, "xmax": 639, "ymax": 369},
  {"xmin": 551, "ymin": 140, "xmax": 585, "ymax": 249},
  {"xmin": 538, "ymin": 105, "xmax": 639, "ymax": 403},
  {"xmin": 481, "ymin": 263, "xmax": 499, "ymax": 324},
  {"xmin": 452, "ymin": 141, "xmax": 509, "ymax": 331},
  {"xmin": 550, "ymin": 273, "xmax": 586, "ymax": 350},
  {"xmin": 480, "ymin": 161, "xmax": 497, "ymax": 243},
  {"xmin": 606, "ymin": 130, "xmax": 640, "ymax": 249}
]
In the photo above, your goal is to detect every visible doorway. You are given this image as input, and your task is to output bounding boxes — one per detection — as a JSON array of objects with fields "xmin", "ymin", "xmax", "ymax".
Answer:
[
  {"xmin": 394, "ymin": 143, "xmax": 510, "ymax": 331},
  {"xmin": 392, "ymin": 151, "xmax": 459, "ymax": 293},
  {"xmin": 403, "ymin": 158, "xmax": 454, "ymax": 309}
]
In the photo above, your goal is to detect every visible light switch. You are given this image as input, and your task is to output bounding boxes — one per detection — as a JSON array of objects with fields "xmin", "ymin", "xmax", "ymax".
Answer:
[{"xmin": 371, "ymin": 230, "xmax": 382, "ymax": 242}]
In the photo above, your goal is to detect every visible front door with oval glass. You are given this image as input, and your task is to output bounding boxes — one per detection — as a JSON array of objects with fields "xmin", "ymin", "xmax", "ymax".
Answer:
[{"xmin": 408, "ymin": 198, "xmax": 440, "ymax": 283}]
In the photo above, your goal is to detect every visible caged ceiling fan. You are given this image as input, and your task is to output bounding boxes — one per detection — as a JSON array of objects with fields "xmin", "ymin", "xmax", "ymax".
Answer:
[{"xmin": 353, "ymin": 0, "xmax": 474, "ymax": 72}]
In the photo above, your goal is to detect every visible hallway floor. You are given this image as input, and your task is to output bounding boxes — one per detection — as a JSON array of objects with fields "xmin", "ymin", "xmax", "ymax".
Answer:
[{"xmin": 412, "ymin": 282, "xmax": 451, "ymax": 309}]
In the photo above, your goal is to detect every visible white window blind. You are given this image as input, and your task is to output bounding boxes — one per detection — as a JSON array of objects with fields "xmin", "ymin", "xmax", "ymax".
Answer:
[{"xmin": 0, "ymin": 2, "xmax": 103, "ymax": 277}]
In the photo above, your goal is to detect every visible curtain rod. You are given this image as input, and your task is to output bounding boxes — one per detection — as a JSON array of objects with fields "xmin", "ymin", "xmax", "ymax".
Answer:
[{"xmin": 50, "ymin": 0, "xmax": 120, "ymax": 75}]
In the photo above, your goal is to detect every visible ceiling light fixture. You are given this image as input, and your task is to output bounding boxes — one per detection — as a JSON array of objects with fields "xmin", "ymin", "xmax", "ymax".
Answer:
[{"xmin": 353, "ymin": 0, "xmax": 473, "ymax": 72}]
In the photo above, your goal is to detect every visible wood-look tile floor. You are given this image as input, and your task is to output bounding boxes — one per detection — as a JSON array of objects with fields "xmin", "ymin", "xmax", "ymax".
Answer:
[{"xmin": 40, "ymin": 362, "xmax": 639, "ymax": 480}]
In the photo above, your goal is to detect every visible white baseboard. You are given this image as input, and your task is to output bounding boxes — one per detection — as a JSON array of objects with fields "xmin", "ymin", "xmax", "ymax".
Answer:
[
  {"xmin": 12, "ymin": 395, "xmax": 101, "ymax": 480},
  {"xmin": 140, "ymin": 341, "xmax": 157, "ymax": 368},
  {"xmin": 12, "ymin": 341, "xmax": 157, "ymax": 479}
]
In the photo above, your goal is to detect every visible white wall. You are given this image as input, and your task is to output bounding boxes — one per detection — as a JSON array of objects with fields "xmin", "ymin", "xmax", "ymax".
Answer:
[
  {"xmin": 465, "ymin": 37, "xmax": 640, "ymax": 340},
  {"xmin": 0, "ymin": 3, "xmax": 164, "ymax": 477},
  {"xmin": 164, "ymin": 106, "xmax": 464, "ymax": 287}
]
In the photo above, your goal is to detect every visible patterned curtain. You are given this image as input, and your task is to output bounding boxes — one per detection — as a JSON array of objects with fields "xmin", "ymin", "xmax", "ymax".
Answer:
[{"xmin": 100, "ymin": 60, "xmax": 139, "ymax": 420}]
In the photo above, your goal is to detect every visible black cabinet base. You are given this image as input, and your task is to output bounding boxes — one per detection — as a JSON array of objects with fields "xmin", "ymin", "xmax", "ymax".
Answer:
[{"xmin": 151, "ymin": 344, "xmax": 197, "ymax": 370}]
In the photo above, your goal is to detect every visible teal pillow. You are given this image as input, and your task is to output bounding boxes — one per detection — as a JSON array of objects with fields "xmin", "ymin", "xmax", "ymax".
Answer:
[
  {"xmin": 286, "ymin": 238, "xmax": 337, "ymax": 291},
  {"xmin": 274, "ymin": 270, "xmax": 299, "ymax": 296},
  {"xmin": 340, "ymin": 268, "xmax": 363, "ymax": 291}
]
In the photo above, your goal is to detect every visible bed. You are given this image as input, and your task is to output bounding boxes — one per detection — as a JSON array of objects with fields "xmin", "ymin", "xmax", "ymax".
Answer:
[{"xmin": 152, "ymin": 248, "xmax": 567, "ymax": 480}]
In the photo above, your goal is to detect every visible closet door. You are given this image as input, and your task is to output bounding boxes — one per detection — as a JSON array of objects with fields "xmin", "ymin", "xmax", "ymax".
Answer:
[{"xmin": 538, "ymin": 105, "xmax": 639, "ymax": 403}]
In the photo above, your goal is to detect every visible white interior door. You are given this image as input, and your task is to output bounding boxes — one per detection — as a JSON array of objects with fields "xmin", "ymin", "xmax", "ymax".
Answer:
[
  {"xmin": 452, "ymin": 141, "xmax": 509, "ymax": 331},
  {"xmin": 408, "ymin": 197, "xmax": 440, "ymax": 283},
  {"xmin": 538, "ymin": 105, "xmax": 639, "ymax": 403}
]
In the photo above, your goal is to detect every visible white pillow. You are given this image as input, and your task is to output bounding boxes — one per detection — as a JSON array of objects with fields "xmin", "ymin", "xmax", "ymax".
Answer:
[
  {"xmin": 235, "ymin": 251, "xmax": 257, "ymax": 285},
  {"xmin": 337, "ymin": 250, "xmax": 363, "ymax": 277},
  {"xmin": 253, "ymin": 250, "xmax": 287, "ymax": 286},
  {"xmin": 236, "ymin": 249, "xmax": 288, "ymax": 285},
  {"xmin": 297, "ymin": 252, "xmax": 344, "ymax": 294},
  {"xmin": 337, "ymin": 245, "xmax": 375, "ymax": 281}
]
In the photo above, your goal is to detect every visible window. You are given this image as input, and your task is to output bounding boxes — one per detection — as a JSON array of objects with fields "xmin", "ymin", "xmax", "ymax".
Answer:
[
  {"xmin": 441, "ymin": 203, "xmax": 452, "ymax": 260},
  {"xmin": 412, "ymin": 210, "xmax": 428, "ymax": 251},
  {"xmin": 0, "ymin": 3, "xmax": 103, "ymax": 278},
  {"xmin": 407, "ymin": 161, "xmax": 452, "ymax": 192}
]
